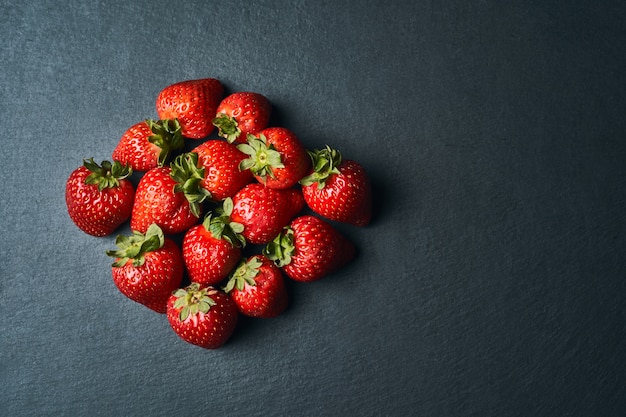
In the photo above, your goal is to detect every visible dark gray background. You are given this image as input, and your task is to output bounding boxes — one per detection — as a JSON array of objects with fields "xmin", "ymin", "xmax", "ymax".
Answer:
[{"xmin": 1, "ymin": 1, "xmax": 625, "ymax": 416}]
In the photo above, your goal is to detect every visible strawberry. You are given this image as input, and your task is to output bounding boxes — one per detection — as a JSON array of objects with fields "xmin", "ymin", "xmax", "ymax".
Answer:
[
  {"xmin": 182, "ymin": 199, "xmax": 246, "ymax": 286},
  {"xmin": 229, "ymin": 183, "xmax": 305, "ymax": 245},
  {"xmin": 224, "ymin": 255, "xmax": 288, "ymax": 318},
  {"xmin": 264, "ymin": 215, "xmax": 355, "ymax": 282},
  {"xmin": 238, "ymin": 127, "xmax": 310, "ymax": 189},
  {"xmin": 106, "ymin": 224, "xmax": 184, "ymax": 313},
  {"xmin": 189, "ymin": 140, "xmax": 254, "ymax": 201},
  {"xmin": 300, "ymin": 146, "xmax": 372, "ymax": 226},
  {"xmin": 156, "ymin": 78, "xmax": 224, "ymax": 139},
  {"xmin": 65, "ymin": 158, "xmax": 134, "ymax": 237},
  {"xmin": 167, "ymin": 283, "xmax": 238, "ymax": 349},
  {"xmin": 130, "ymin": 158, "xmax": 203, "ymax": 234},
  {"xmin": 112, "ymin": 119, "xmax": 184, "ymax": 172},
  {"xmin": 212, "ymin": 92, "xmax": 271, "ymax": 144}
]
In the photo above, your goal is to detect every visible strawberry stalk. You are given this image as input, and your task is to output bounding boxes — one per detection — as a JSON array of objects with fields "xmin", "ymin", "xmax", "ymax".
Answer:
[
  {"xmin": 106, "ymin": 223, "xmax": 165, "ymax": 267},
  {"xmin": 212, "ymin": 113, "xmax": 240, "ymax": 144},
  {"xmin": 263, "ymin": 227, "xmax": 295, "ymax": 267},
  {"xmin": 146, "ymin": 119, "xmax": 185, "ymax": 166},
  {"xmin": 237, "ymin": 133, "xmax": 284, "ymax": 179},
  {"xmin": 203, "ymin": 198, "xmax": 246, "ymax": 248},
  {"xmin": 299, "ymin": 146, "xmax": 342, "ymax": 189},
  {"xmin": 172, "ymin": 283, "xmax": 217, "ymax": 321},
  {"xmin": 223, "ymin": 257, "xmax": 263, "ymax": 293},
  {"xmin": 170, "ymin": 152, "xmax": 212, "ymax": 218},
  {"xmin": 83, "ymin": 158, "xmax": 132, "ymax": 191}
]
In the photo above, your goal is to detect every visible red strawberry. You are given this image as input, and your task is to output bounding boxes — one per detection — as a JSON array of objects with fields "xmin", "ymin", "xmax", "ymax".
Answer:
[
  {"xmin": 156, "ymin": 78, "xmax": 224, "ymax": 139},
  {"xmin": 112, "ymin": 119, "xmax": 184, "ymax": 172},
  {"xmin": 212, "ymin": 92, "xmax": 271, "ymax": 144},
  {"xmin": 130, "ymin": 161, "xmax": 202, "ymax": 234},
  {"xmin": 106, "ymin": 224, "xmax": 184, "ymax": 313},
  {"xmin": 230, "ymin": 183, "xmax": 305, "ymax": 245},
  {"xmin": 224, "ymin": 255, "xmax": 288, "ymax": 318},
  {"xmin": 65, "ymin": 158, "xmax": 134, "ymax": 237},
  {"xmin": 191, "ymin": 140, "xmax": 254, "ymax": 201},
  {"xmin": 238, "ymin": 127, "xmax": 310, "ymax": 189},
  {"xmin": 264, "ymin": 215, "xmax": 355, "ymax": 282},
  {"xmin": 182, "ymin": 199, "xmax": 246, "ymax": 286},
  {"xmin": 167, "ymin": 283, "xmax": 238, "ymax": 349},
  {"xmin": 300, "ymin": 146, "xmax": 372, "ymax": 226}
]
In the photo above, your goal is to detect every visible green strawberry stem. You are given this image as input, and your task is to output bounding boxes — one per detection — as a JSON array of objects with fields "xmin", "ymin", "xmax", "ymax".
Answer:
[
  {"xmin": 170, "ymin": 152, "xmax": 212, "ymax": 218},
  {"xmin": 223, "ymin": 257, "xmax": 262, "ymax": 293},
  {"xmin": 298, "ymin": 145, "xmax": 342, "ymax": 189},
  {"xmin": 172, "ymin": 283, "xmax": 217, "ymax": 321},
  {"xmin": 106, "ymin": 223, "xmax": 165, "ymax": 267},
  {"xmin": 237, "ymin": 133, "xmax": 284, "ymax": 180},
  {"xmin": 202, "ymin": 198, "xmax": 246, "ymax": 248},
  {"xmin": 146, "ymin": 118, "xmax": 184, "ymax": 166},
  {"xmin": 83, "ymin": 158, "xmax": 132, "ymax": 191},
  {"xmin": 212, "ymin": 113, "xmax": 240, "ymax": 144},
  {"xmin": 263, "ymin": 227, "xmax": 295, "ymax": 267}
]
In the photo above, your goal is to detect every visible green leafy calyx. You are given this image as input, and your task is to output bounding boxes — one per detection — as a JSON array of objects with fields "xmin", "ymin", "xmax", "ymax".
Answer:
[
  {"xmin": 298, "ymin": 145, "xmax": 342, "ymax": 189},
  {"xmin": 212, "ymin": 113, "xmax": 241, "ymax": 144},
  {"xmin": 105, "ymin": 223, "xmax": 165, "ymax": 268},
  {"xmin": 146, "ymin": 119, "xmax": 184, "ymax": 166},
  {"xmin": 223, "ymin": 256, "xmax": 263, "ymax": 293},
  {"xmin": 263, "ymin": 227, "xmax": 295, "ymax": 267},
  {"xmin": 237, "ymin": 134, "xmax": 284, "ymax": 179},
  {"xmin": 170, "ymin": 152, "xmax": 211, "ymax": 218},
  {"xmin": 202, "ymin": 198, "xmax": 246, "ymax": 248},
  {"xmin": 172, "ymin": 283, "xmax": 217, "ymax": 322},
  {"xmin": 83, "ymin": 158, "xmax": 132, "ymax": 191}
]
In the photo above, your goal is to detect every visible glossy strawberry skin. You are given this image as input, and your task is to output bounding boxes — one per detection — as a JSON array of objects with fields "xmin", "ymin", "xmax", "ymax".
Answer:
[
  {"xmin": 182, "ymin": 224, "xmax": 242, "ymax": 286},
  {"xmin": 192, "ymin": 140, "xmax": 253, "ymax": 201},
  {"xmin": 230, "ymin": 183, "xmax": 304, "ymax": 245},
  {"xmin": 112, "ymin": 121, "xmax": 160, "ymax": 172},
  {"xmin": 130, "ymin": 166, "xmax": 200, "ymax": 234},
  {"xmin": 65, "ymin": 165, "xmax": 134, "ymax": 237},
  {"xmin": 156, "ymin": 78, "xmax": 224, "ymax": 139},
  {"xmin": 227, "ymin": 255, "xmax": 288, "ymax": 318},
  {"xmin": 111, "ymin": 239, "xmax": 184, "ymax": 313},
  {"xmin": 302, "ymin": 160, "xmax": 372, "ymax": 226},
  {"xmin": 166, "ymin": 285, "xmax": 238, "ymax": 349},
  {"xmin": 281, "ymin": 215, "xmax": 355, "ymax": 282},
  {"xmin": 251, "ymin": 127, "xmax": 311, "ymax": 189},
  {"xmin": 213, "ymin": 92, "xmax": 271, "ymax": 144}
]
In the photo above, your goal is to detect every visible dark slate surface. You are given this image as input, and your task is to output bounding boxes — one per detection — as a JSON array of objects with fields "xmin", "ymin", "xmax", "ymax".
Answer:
[{"xmin": 1, "ymin": 1, "xmax": 625, "ymax": 416}]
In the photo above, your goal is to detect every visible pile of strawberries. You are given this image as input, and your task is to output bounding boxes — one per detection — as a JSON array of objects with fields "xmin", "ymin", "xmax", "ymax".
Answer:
[{"xmin": 65, "ymin": 78, "xmax": 372, "ymax": 349}]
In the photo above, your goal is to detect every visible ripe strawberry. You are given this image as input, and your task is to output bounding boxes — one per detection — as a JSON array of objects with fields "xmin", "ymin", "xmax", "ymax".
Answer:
[
  {"xmin": 182, "ymin": 199, "xmax": 246, "ymax": 286},
  {"xmin": 238, "ymin": 127, "xmax": 310, "ymax": 189},
  {"xmin": 112, "ymin": 119, "xmax": 184, "ymax": 172},
  {"xmin": 130, "ymin": 160, "xmax": 202, "ymax": 234},
  {"xmin": 190, "ymin": 140, "xmax": 253, "ymax": 201},
  {"xmin": 230, "ymin": 183, "xmax": 305, "ymax": 245},
  {"xmin": 300, "ymin": 146, "xmax": 372, "ymax": 226},
  {"xmin": 212, "ymin": 92, "xmax": 271, "ymax": 144},
  {"xmin": 264, "ymin": 215, "xmax": 355, "ymax": 282},
  {"xmin": 156, "ymin": 78, "xmax": 224, "ymax": 139},
  {"xmin": 167, "ymin": 283, "xmax": 238, "ymax": 349},
  {"xmin": 224, "ymin": 255, "xmax": 288, "ymax": 318},
  {"xmin": 65, "ymin": 158, "xmax": 134, "ymax": 237},
  {"xmin": 106, "ymin": 224, "xmax": 184, "ymax": 313}
]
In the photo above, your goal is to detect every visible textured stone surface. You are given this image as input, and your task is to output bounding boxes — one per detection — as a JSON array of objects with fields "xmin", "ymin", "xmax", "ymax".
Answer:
[{"xmin": 1, "ymin": 1, "xmax": 625, "ymax": 416}]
